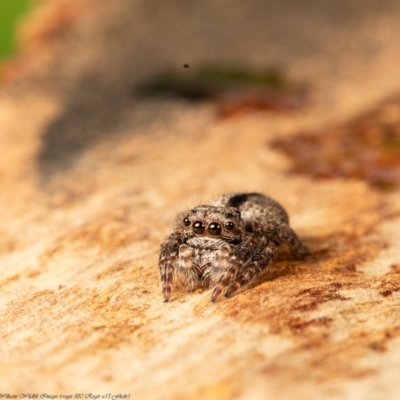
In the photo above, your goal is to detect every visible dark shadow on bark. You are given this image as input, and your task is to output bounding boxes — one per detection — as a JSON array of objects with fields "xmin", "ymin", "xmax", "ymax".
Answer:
[{"xmin": 36, "ymin": 75, "xmax": 136, "ymax": 181}]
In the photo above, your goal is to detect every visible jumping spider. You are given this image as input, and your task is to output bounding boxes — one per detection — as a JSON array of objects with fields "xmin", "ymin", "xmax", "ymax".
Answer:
[{"xmin": 159, "ymin": 192, "xmax": 309, "ymax": 302}]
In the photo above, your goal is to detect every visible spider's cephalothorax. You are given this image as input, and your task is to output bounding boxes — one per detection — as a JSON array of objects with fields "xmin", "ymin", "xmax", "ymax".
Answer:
[{"xmin": 159, "ymin": 192, "xmax": 309, "ymax": 302}]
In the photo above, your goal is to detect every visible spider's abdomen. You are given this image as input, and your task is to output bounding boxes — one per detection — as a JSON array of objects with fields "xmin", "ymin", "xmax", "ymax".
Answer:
[{"xmin": 211, "ymin": 192, "xmax": 290, "ymax": 229}]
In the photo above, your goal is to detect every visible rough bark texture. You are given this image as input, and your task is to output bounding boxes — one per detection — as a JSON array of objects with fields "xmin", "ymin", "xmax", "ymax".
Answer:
[{"xmin": 1, "ymin": 1, "xmax": 400, "ymax": 399}]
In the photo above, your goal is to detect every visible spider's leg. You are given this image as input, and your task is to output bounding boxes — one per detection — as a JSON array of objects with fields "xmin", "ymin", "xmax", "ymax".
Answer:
[
  {"xmin": 159, "ymin": 232, "xmax": 183, "ymax": 302},
  {"xmin": 159, "ymin": 255, "xmax": 174, "ymax": 302},
  {"xmin": 223, "ymin": 239, "xmax": 278, "ymax": 298},
  {"xmin": 262, "ymin": 221, "xmax": 309, "ymax": 260},
  {"xmin": 276, "ymin": 224, "xmax": 309, "ymax": 259},
  {"xmin": 210, "ymin": 237, "xmax": 255, "ymax": 302},
  {"xmin": 203, "ymin": 245, "xmax": 231, "ymax": 289}
]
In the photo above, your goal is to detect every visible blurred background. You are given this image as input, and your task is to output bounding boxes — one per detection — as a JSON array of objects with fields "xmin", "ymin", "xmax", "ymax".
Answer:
[
  {"xmin": 1, "ymin": 0, "xmax": 400, "ymax": 189},
  {"xmin": 0, "ymin": 0, "xmax": 33, "ymax": 61}
]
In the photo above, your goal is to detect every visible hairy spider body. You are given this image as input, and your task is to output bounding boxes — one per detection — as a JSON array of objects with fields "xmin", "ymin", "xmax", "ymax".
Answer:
[{"xmin": 159, "ymin": 192, "xmax": 309, "ymax": 302}]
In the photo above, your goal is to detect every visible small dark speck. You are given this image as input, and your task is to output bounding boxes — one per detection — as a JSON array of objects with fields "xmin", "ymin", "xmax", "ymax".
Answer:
[{"xmin": 183, "ymin": 64, "xmax": 189, "ymax": 68}]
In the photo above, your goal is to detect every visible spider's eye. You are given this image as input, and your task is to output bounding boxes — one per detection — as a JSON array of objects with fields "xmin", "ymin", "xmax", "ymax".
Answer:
[
  {"xmin": 193, "ymin": 221, "xmax": 205, "ymax": 235},
  {"xmin": 208, "ymin": 222, "xmax": 222, "ymax": 236},
  {"xmin": 183, "ymin": 217, "xmax": 191, "ymax": 226},
  {"xmin": 225, "ymin": 221, "xmax": 235, "ymax": 231}
]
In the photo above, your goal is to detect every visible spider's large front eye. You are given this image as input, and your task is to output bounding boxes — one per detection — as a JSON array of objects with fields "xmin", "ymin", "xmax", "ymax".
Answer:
[
  {"xmin": 208, "ymin": 222, "xmax": 222, "ymax": 236},
  {"xmin": 193, "ymin": 221, "xmax": 205, "ymax": 235},
  {"xmin": 183, "ymin": 217, "xmax": 191, "ymax": 226},
  {"xmin": 225, "ymin": 221, "xmax": 235, "ymax": 231}
]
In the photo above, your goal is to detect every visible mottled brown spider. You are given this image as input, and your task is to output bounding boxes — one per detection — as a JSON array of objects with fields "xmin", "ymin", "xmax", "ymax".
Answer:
[{"xmin": 159, "ymin": 193, "xmax": 309, "ymax": 302}]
